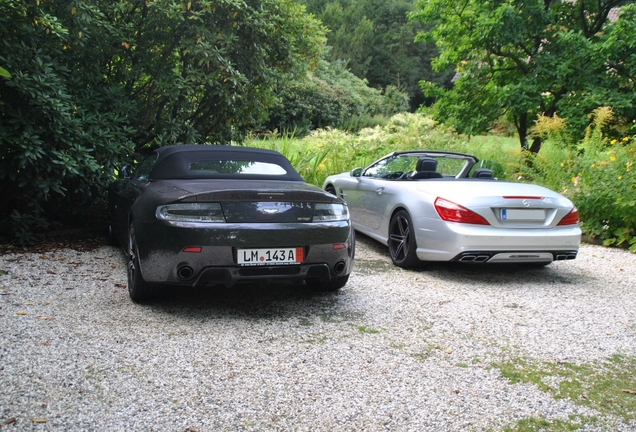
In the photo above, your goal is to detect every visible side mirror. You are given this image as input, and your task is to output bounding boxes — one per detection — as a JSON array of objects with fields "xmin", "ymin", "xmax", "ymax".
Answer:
[
  {"xmin": 350, "ymin": 167, "xmax": 363, "ymax": 178},
  {"xmin": 120, "ymin": 165, "xmax": 132, "ymax": 179}
]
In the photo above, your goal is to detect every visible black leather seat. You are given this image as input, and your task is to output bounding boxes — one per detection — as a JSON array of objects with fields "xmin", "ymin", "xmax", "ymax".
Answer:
[
  {"xmin": 472, "ymin": 168, "xmax": 493, "ymax": 179},
  {"xmin": 411, "ymin": 157, "xmax": 443, "ymax": 179}
]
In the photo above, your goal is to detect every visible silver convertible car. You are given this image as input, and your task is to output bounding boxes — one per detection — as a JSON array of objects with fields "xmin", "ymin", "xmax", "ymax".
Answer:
[
  {"xmin": 322, "ymin": 150, "xmax": 580, "ymax": 268},
  {"xmin": 109, "ymin": 145, "xmax": 354, "ymax": 302}
]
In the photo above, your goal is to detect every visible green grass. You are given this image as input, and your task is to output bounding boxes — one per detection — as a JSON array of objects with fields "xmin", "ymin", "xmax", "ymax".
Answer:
[
  {"xmin": 496, "ymin": 416, "xmax": 588, "ymax": 432},
  {"xmin": 357, "ymin": 325, "xmax": 380, "ymax": 334},
  {"xmin": 248, "ymin": 113, "xmax": 522, "ymax": 187},
  {"xmin": 491, "ymin": 355, "xmax": 636, "ymax": 430}
]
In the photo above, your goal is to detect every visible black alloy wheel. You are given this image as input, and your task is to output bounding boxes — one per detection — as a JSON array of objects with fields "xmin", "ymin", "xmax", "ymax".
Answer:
[{"xmin": 388, "ymin": 210, "xmax": 419, "ymax": 268}]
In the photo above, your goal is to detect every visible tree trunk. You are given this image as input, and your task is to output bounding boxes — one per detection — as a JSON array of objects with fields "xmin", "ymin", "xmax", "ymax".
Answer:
[
  {"xmin": 514, "ymin": 111, "xmax": 542, "ymax": 154},
  {"xmin": 528, "ymin": 136, "xmax": 542, "ymax": 153},
  {"xmin": 515, "ymin": 112, "xmax": 529, "ymax": 150}
]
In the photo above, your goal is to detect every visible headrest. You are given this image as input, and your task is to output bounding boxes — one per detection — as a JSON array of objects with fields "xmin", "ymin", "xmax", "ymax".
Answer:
[
  {"xmin": 472, "ymin": 168, "xmax": 493, "ymax": 178},
  {"xmin": 416, "ymin": 157, "xmax": 438, "ymax": 172}
]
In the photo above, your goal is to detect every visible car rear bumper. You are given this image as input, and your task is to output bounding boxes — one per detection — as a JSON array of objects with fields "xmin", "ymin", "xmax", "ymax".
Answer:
[
  {"xmin": 413, "ymin": 217, "xmax": 581, "ymax": 263},
  {"xmin": 179, "ymin": 262, "xmax": 342, "ymax": 288},
  {"xmin": 133, "ymin": 220, "xmax": 354, "ymax": 286}
]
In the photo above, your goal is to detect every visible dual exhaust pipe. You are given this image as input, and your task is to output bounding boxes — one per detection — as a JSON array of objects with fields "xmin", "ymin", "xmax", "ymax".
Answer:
[
  {"xmin": 554, "ymin": 252, "xmax": 577, "ymax": 261},
  {"xmin": 458, "ymin": 254, "xmax": 490, "ymax": 263},
  {"xmin": 457, "ymin": 251, "xmax": 577, "ymax": 263},
  {"xmin": 176, "ymin": 260, "xmax": 347, "ymax": 280}
]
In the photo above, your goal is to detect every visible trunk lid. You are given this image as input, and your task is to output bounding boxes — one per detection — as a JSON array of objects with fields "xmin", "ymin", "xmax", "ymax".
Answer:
[
  {"xmin": 416, "ymin": 180, "xmax": 574, "ymax": 227},
  {"xmin": 160, "ymin": 179, "xmax": 341, "ymax": 223}
]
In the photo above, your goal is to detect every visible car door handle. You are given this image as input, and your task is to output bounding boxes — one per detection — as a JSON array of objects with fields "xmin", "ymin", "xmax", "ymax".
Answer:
[{"xmin": 376, "ymin": 187, "xmax": 385, "ymax": 195}]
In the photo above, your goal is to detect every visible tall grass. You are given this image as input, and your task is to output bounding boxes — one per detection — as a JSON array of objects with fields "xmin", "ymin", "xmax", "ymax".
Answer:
[
  {"xmin": 250, "ymin": 113, "xmax": 469, "ymax": 185},
  {"xmin": 248, "ymin": 112, "xmax": 635, "ymax": 251}
]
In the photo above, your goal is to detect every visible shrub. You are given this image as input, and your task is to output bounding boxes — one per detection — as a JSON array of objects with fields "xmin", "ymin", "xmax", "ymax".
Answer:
[
  {"xmin": 252, "ymin": 112, "xmax": 636, "ymax": 252},
  {"xmin": 263, "ymin": 60, "xmax": 409, "ymax": 134}
]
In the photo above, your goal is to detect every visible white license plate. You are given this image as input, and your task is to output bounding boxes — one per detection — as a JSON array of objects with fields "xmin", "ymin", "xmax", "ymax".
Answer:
[
  {"xmin": 237, "ymin": 247, "xmax": 304, "ymax": 266},
  {"xmin": 501, "ymin": 209, "xmax": 546, "ymax": 221}
]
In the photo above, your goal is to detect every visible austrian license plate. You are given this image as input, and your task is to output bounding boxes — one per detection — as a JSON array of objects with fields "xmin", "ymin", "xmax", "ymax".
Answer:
[
  {"xmin": 237, "ymin": 247, "xmax": 304, "ymax": 266},
  {"xmin": 501, "ymin": 209, "xmax": 546, "ymax": 221}
]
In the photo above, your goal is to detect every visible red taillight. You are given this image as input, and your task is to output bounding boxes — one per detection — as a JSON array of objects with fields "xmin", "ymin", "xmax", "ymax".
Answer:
[
  {"xmin": 183, "ymin": 247, "xmax": 202, "ymax": 253},
  {"xmin": 557, "ymin": 207, "xmax": 579, "ymax": 226},
  {"xmin": 333, "ymin": 243, "xmax": 346, "ymax": 250},
  {"xmin": 434, "ymin": 198, "xmax": 489, "ymax": 225}
]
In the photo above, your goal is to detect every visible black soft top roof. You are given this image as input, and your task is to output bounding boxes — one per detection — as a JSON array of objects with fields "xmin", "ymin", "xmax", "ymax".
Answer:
[{"xmin": 149, "ymin": 145, "xmax": 304, "ymax": 181}]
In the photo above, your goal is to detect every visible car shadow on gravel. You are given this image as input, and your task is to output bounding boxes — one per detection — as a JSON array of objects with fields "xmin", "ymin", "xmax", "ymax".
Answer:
[
  {"xmin": 138, "ymin": 282, "xmax": 351, "ymax": 321},
  {"xmin": 422, "ymin": 262, "xmax": 590, "ymax": 286},
  {"xmin": 353, "ymin": 232, "xmax": 590, "ymax": 286}
]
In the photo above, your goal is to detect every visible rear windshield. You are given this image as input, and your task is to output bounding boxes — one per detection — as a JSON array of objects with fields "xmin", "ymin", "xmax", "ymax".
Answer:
[
  {"xmin": 189, "ymin": 160, "xmax": 288, "ymax": 175},
  {"xmin": 149, "ymin": 146, "xmax": 304, "ymax": 181}
]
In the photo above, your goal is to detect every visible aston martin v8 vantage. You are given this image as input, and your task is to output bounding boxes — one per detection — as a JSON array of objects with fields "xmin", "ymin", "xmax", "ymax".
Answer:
[
  {"xmin": 322, "ymin": 150, "xmax": 580, "ymax": 268},
  {"xmin": 109, "ymin": 145, "xmax": 354, "ymax": 302}
]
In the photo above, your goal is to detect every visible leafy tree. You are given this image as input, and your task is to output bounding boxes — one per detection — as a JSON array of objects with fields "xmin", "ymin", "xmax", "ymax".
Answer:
[
  {"xmin": 299, "ymin": 0, "xmax": 451, "ymax": 110},
  {"xmin": 411, "ymin": 0, "xmax": 636, "ymax": 152},
  {"xmin": 264, "ymin": 59, "xmax": 409, "ymax": 134},
  {"xmin": 0, "ymin": 0, "xmax": 324, "ymax": 242}
]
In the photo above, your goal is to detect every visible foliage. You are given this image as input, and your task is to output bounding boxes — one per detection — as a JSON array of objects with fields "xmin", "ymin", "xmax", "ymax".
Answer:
[
  {"xmin": 0, "ymin": 0, "xmax": 135, "ymax": 242},
  {"xmin": 251, "ymin": 112, "xmax": 636, "ymax": 251},
  {"xmin": 263, "ymin": 60, "xmax": 409, "ymax": 135},
  {"xmin": 299, "ymin": 0, "xmax": 453, "ymax": 110},
  {"xmin": 411, "ymin": 0, "xmax": 636, "ymax": 153},
  {"xmin": 252, "ymin": 112, "xmax": 466, "ymax": 186},
  {"xmin": 0, "ymin": 0, "xmax": 324, "ymax": 242},
  {"xmin": 520, "ymin": 107, "xmax": 636, "ymax": 251}
]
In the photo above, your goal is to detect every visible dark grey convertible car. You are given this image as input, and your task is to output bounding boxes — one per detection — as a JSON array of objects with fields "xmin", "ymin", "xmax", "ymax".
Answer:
[{"xmin": 108, "ymin": 145, "xmax": 354, "ymax": 302}]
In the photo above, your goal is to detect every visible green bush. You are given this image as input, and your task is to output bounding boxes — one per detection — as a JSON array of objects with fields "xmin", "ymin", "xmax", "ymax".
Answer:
[
  {"xmin": 264, "ymin": 60, "xmax": 409, "ymax": 135},
  {"xmin": 251, "ymin": 112, "xmax": 636, "ymax": 252},
  {"xmin": 0, "ymin": 0, "xmax": 326, "ymax": 243},
  {"xmin": 525, "ymin": 109, "xmax": 636, "ymax": 251},
  {"xmin": 0, "ymin": 2, "xmax": 136, "ymax": 242}
]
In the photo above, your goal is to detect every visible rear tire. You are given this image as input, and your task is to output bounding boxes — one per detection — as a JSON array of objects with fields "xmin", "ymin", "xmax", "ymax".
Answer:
[
  {"xmin": 325, "ymin": 184, "xmax": 336, "ymax": 196},
  {"xmin": 388, "ymin": 210, "xmax": 420, "ymax": 268},
  {"xmin": 127, "ymin": 223, "xmax": 152, "ymax": 303}
]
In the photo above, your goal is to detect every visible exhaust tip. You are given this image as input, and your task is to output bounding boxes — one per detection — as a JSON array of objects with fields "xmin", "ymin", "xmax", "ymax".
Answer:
[
  {"xmin": 333, "ymin": 261, "xmax": 346, "ymax": 275},
  {"xmin": 177, "ymin": 265, "xmax": 195, "ymax": 280},
  {"xmin": 458, "ymin": 253, "xmax": 490, "ymax": 263},
  {"xmin": 555, "ymin": 253, "xmax": 577, "ymax": 261}
]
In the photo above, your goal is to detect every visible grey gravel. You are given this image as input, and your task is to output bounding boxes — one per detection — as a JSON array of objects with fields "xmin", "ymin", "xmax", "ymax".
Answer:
[{"xmin": 1, "ymin": 237, "xmax": 635, "ymax": 431}]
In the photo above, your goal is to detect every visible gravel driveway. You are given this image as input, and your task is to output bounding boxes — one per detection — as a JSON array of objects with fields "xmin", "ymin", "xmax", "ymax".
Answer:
[{"xmin": 1, "ymin": 235, "xmax": 635, "ymax": 431}]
